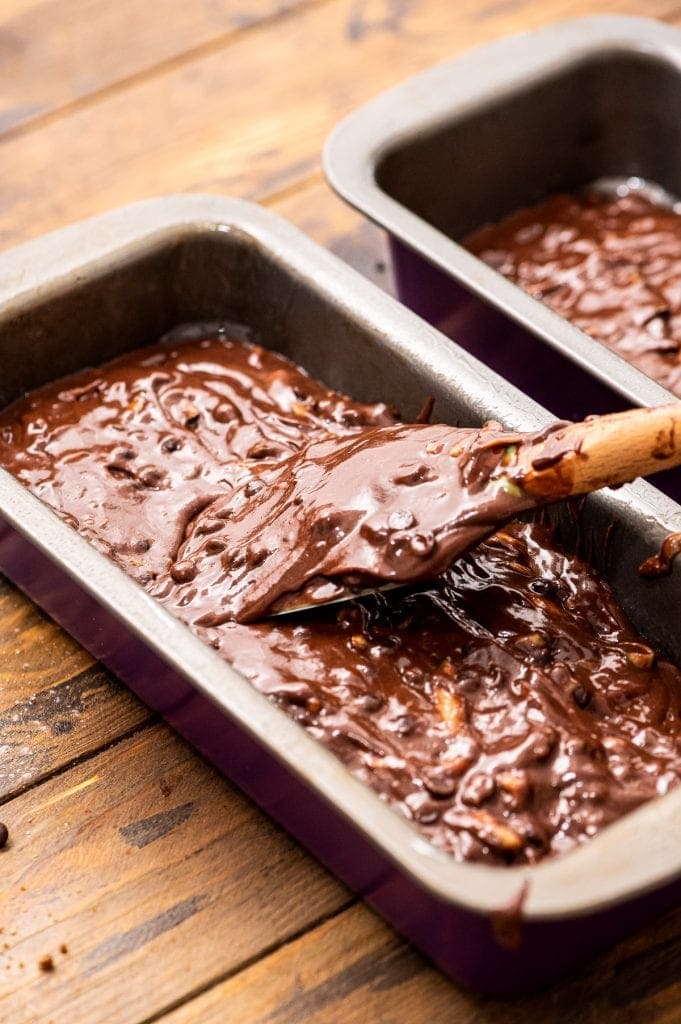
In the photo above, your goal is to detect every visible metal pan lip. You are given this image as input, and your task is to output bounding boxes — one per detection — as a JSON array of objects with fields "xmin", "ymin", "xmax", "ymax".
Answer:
[
  {"xmin": 0, "ymin": 193, "xmax": 680, "ymax": 921},
  {"xmin": 323, "ymin": 13, "xmax": 681, "ymax": 409}
]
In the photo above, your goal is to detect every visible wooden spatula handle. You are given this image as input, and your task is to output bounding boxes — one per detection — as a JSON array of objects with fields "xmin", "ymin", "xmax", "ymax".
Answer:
[{"xmin": 517, "ymin": 404, "xmax": 681, "ymax": 499}]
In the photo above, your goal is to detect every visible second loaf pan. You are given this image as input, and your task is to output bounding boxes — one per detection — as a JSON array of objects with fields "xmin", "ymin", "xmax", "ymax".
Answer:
[
  {"xmin": 0, "ymin": 196, "xmax": 679, "ymax": 994},
  {"xmin": 324, "ymin": 14, "xmax": 681, "ymax": 497}
]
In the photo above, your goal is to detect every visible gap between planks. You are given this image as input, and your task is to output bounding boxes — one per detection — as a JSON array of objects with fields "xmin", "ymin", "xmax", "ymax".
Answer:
[
  {"xmin": 142, "ymin": 901, "xmax": 681, "ymax": 1024},
  {"xmin": 0, "ymin": 724, "xmax": 351, "ymax": 1024},
  {"xmin": 0, "ymin": 715, "xmax": 158, "ymax": 809}
]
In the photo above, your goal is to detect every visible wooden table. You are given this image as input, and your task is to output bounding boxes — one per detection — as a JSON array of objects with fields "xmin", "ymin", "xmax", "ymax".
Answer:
[{"xmin": 0, "ymin": 1, "xmax": 679, "ymax": 1020}]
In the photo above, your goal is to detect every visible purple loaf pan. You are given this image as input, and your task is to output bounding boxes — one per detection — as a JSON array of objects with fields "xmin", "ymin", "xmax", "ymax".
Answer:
[
  {"xmin": 323, "ymin": 14, "xmax": 681, "ymax": 501},
  {"xmin": 0, "ymin": 196, "xmax": 679, "ymax": 996}
]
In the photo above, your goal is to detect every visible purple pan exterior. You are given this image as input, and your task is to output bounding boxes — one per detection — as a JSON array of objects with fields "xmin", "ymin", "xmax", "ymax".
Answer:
[
  {"xmin": 323, "ymin": 14, "xmax": 681, "ymax": 502},
  {"xmin": 0, "ymin": 196, "xmax": 680, "ymax": 995}
]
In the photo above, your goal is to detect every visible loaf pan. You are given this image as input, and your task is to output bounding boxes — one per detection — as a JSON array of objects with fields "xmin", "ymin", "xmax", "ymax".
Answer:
[
  {"xmin": 0, "ymin": 196, "xmax": 679, "ymax": 995},
  {"xmin": 324, "ymin": 14, "xmax": 681, "ymax": 499}
]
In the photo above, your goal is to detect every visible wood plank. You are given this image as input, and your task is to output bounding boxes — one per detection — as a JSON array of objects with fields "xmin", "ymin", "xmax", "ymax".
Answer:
[
  {"xmin": 0, "ymin": 0, "xmax": 317, "ymax": 136},
  {"xmin": 0, "ymin": 724, "xmax": 350, "ymax": 1024},
  {"xmin": 158, "ymin": 901, "xmax": 681, "ymax": 1024},
  {"xmin": 0, "ymin": 576, "xmax": 149, "ymax": 801},
  {"xmin": 0, "ymin": 0, "xmax": 680, "ymax": 252}
]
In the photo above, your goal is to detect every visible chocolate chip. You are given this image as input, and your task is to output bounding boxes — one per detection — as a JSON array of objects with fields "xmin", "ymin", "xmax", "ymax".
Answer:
[
  {"xmin": 247, "ymin": 441, "xmax": 283, "ymax": 460},
  {"xmin": 572, "ymin": 686, "xmax": 591, "ymax": 709},
  {"xmin": 197, "ymin": 517, "xmax": 224, "ymax": 536},
  {"xmin": 38, "ymin": 955, "xmax": 54, "ymax": 973},
  {"xmin": 271, "ymin": 681, "xmax": 313, "ymax": 705},
  {"xmin": 359, "ymin": 693, "xmax": 383, "ymax": 713},
  {"xmin": 359, "ymin": 520, "xmax": 389, "ymax": 544},
  {"xmin": 529, "ymin": 579, "xmax": 566, "ymax": 601},
  {"xmin": 0, "ymin": 822, "xmax": 8, "ymax": 848},
  {"xmin": 161, "ymin": 437, "xmax": 182, "ymax": 453},
  {"xmin": 106, "ymin": 464, "xmax": 135, "ymax": 481},
  {"xmin": 224, "ymin": 549, "xmax": 247, "ymax": 570},
  {"xmin": 244, "ymin": 479, "xmax": 264, "ymax": 497},
  {"xmin": 171, "ymin": 559, "xmax": 197, "ymax": 583},
  {"xmin": 139, "ymin": 466, "xmax": 165, "ymax": 488},
  {"xmin": 212, "ymin": 402, "xmax": 235, "ymax": 424},
  {"xmin": 247, "ymin": 545, "xmax": 269, "ymax": 568},
  {"xmin": 392, "ymin": 464, "xmax": 436, "ymax": 486}
]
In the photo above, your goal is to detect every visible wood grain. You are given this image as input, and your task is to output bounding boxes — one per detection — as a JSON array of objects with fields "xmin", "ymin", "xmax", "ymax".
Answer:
[
  {"xmin": 0, "ymin": 0, "xmax": 318, "ymax": 136},
  {"xmin": 160, "ymin": 902, "xmax": 681, "ymax": 1024},
  {"xmin": 0, "ymin": 0, "xmax": 679, "ymax": 252},
  {"xmin": 0, "ymin": 725, "xmax": 349, "ymax": 1024},
  {"xmin": 515, "ymin": 405, "xmax": 681, "ymax": 497},
  {"xmin": 0, "ymin": 577, "xmax": 149, "ymax": 801}
]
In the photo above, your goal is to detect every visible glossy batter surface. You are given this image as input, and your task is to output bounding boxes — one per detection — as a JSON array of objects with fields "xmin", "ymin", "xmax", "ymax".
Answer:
[
  {"xmin": 465, "ymin": 190, "xmax": 681, "ymax": 396},
  {"xmin": 165, "ymin": 419, "xmax": 542, "ymax": 623},
  {"xmin": 0, "ymin": 330, "xmax": 679, "ymax": 865}
]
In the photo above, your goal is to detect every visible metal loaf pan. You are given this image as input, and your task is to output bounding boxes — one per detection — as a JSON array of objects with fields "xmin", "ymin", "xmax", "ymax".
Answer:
[
  {"xmin": 0, "ymin": 196, "xmax": 679, "ymax": 995},
  {"xmin": 324, "ymin": 14, "xmax": 681, "ymax": 499}
]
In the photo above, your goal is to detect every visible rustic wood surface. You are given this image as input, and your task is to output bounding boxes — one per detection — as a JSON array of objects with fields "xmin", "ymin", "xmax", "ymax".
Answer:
[{"xmin": 0, "ymin": 1, "xmax": 679, "ymax": 1021}]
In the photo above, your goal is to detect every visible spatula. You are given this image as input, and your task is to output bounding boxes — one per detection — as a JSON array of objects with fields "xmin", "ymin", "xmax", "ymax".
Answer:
[{"xmin": 172, "ymin": 404, "xmax": 681, "ymax": 622}]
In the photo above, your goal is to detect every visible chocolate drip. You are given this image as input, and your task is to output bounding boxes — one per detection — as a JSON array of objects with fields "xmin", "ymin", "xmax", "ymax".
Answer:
[{"xmin": 639, "ymin": 531, "xmax": 681, "ymax": 578}]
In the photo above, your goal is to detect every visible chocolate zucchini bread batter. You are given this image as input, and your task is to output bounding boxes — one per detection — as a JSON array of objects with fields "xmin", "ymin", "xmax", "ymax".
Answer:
[
  {"xmin": 0, "ymin": 329, "xmax": 679, "ymax": 865},
  {"xmin": 162, "ymin": 419, "xmax": 546, "ymax": 623},
  {"xmin": 465, "ymin": 190, "xmax": 681, "ymax": 396}
]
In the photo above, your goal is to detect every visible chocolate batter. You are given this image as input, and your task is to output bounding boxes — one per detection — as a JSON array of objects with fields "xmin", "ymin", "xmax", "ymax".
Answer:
[
  {"xmin": 465, "ymin": 190, "xmax": 681, "ymax": 396},
  {"xmin": 0, "ymin": 329, "xmax": 679, "ymax": 865},
  {"xmin": 639, "ymin": 531, "xmax": 681, "ymax": 578},
  {"xmin": 163, "ymin": 420, "xmax": 550, "ymax": 623}
]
